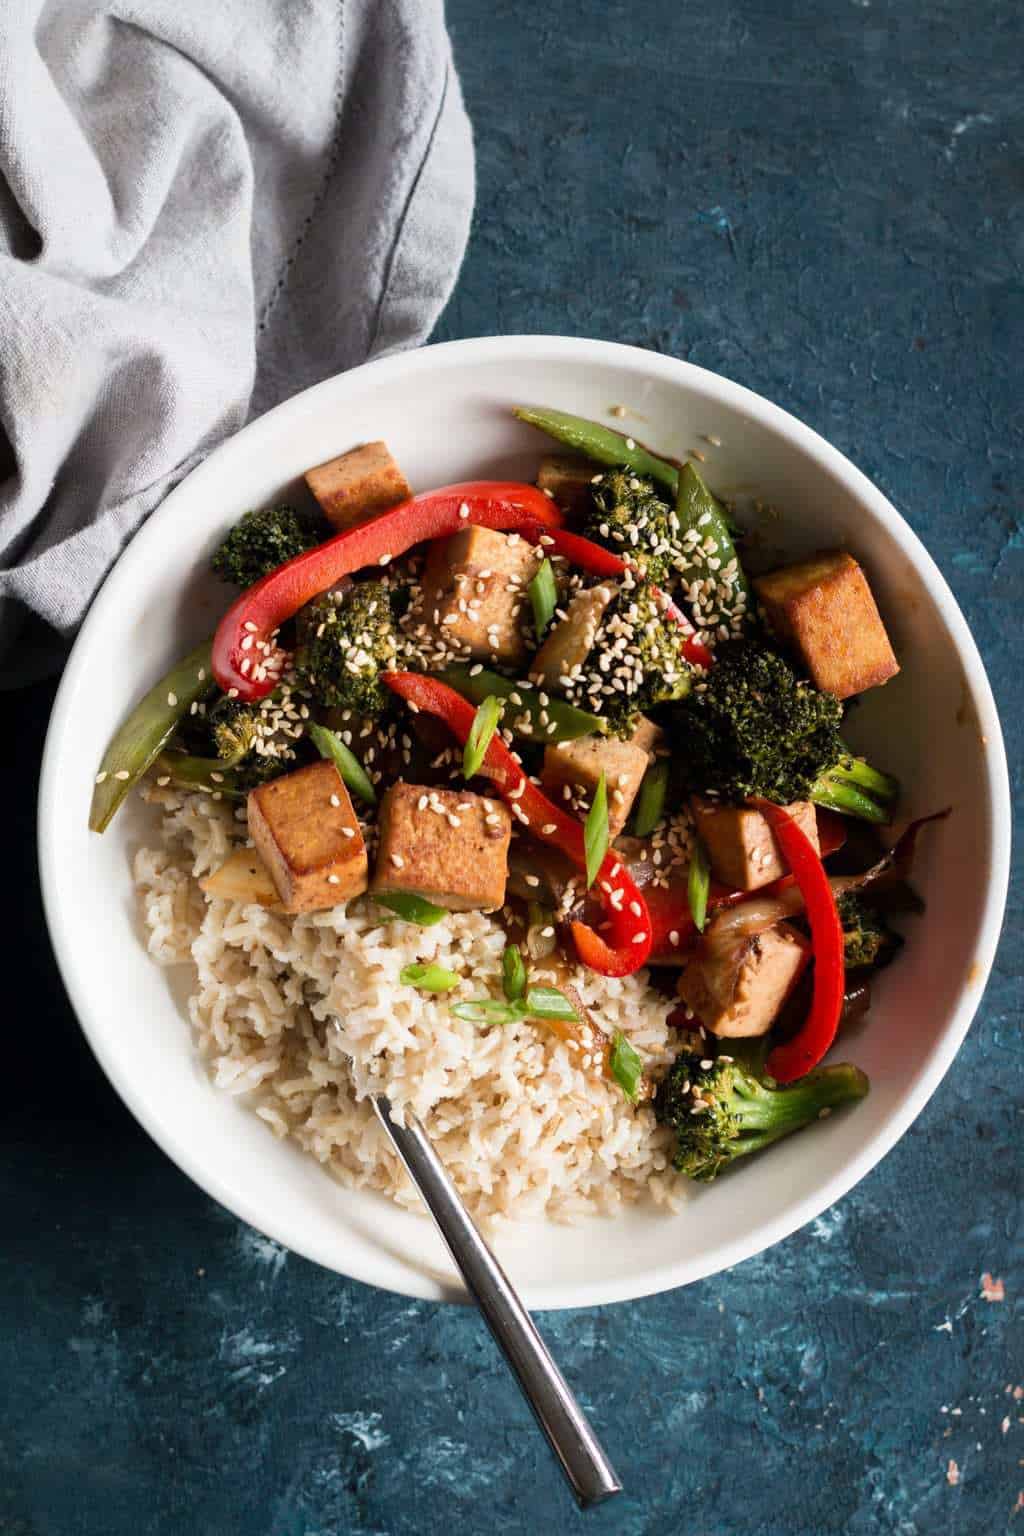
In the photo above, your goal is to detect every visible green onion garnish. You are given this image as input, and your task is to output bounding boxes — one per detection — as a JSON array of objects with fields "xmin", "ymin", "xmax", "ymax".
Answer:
[
  {"xmin": 400, "ymin": 962, "xmax": 461, "ymax": 992},
  {"xmin": 688, "ymin": 835, "xmax": 711, "ymax": 933},
  {"xmin": 501, "ymin": 944, "xmax": 527, "ymax": 1002},
  {"xmin": 631, "ymin": 759, "xmax": 669, "ymax": 838},
  {"xmin": 610, "ymin": 1030, "xmax": 644, "ymax": 1103},
  {"xmin": 375, "ymin": 892, "xmax": 448, "ymax": 926},
  {"xmin": 528, "ymin": 557, "xmax": 558, "ymax": 639},
  {"xmin": 524, "ymin": 986, "xmax": 578, "ymax": 1023},
  {"xmin": 309, "ymin": 722, "xmax": 376, "ymax": 806},
  {"xmin": 583, "ymin": 772, "xmax": 609, "ymax": 889},
  {"xmin": 463, "ymin": 695, "xmax": 503, "ymax": 781},
  {"xmin": 450, "ymin": 998, "xmax": 525, "ymax": 1026}
]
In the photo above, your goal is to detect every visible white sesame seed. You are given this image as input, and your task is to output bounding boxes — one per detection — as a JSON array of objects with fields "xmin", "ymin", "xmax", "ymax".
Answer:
[
  {"xmin": 114, "ymin": 769, "xmax": 131, "ymax": 781},
  {"xmin": 94, "ymin": 771, "xmax": 107, "ymax": 784},
  {"xmin": 524, "ymin": 874, "xmax": 540, "ymax": 888},
  {"xmin": 330, "ymin": 793, "xmax": 341, "ymax": 807},
  {"xmin": 390, "ymin": 853, "xmax": 405, "ymax": 868},
  {"xmin": 327, "ymin": 874, "xmax": 341, "ymax": 885},
  {"xmin": 166, "ymin": 692, "xmax": 178, "ymax": 707},
  {"xmin": 156, "ymin": 775, "xmax": 170, "ymax": 787},
  {"xmin": 631, "ymin": 932, "xmax": 647, "ymax": 944},
  {"xmin": 458, "ymin": 502, "xmax": 470, "ymax": 519},
  {"xmin": 625, "ymin": 437, "xmax": 636, "ymax": 449},
  {"xmin": 341, "ymin": 827, "xmax": 355, "ymax": 838}
]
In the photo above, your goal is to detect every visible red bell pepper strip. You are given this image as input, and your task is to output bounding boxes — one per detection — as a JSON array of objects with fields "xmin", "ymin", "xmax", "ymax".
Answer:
[
  {"xmin": 382, "ymin": 672, "xmax": 653, "ymax": 977},
  {"xmin": 750, "ymin": 797, "xmax": 846, "ymax": 1083},
  {"xmin": 525, "ymin": 524, "xmax": 713, "ymax": 669},
  {"xmin": 212, "ymin": 482, "xmax": 563, "ymax": 701}
]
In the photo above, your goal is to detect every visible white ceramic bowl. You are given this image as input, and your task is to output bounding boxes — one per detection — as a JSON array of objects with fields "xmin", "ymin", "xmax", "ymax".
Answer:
[{"xmin": 39, "ymin": 336, "xmax": 1010, "ymax": 1307}]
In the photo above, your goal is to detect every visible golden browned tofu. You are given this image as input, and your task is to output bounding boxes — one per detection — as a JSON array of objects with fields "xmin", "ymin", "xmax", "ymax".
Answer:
[
  {"xmin": 626, "ymin": 714, "xmax": 663, "ymax": 761},
  {"xmin": 248, "ymin": 760, "xmax": 368, "ymax": 913},
  {"xmin": 304, "ymin": 441, "xmax": 411, "ymax": 532},
  {"xmin": 536, "ymin": 454, "xmax": 596, "ymax": 515},
  {"xmin": 691, "ymin": 796, "xmax": 820, "ymax": 892},
  {"xmin": 541, "ymin": 733, "xmax": 649, "ymax": 837},
  {"xmin": 754, "ymin": 551, "xmax": 899, "ymax": 700},
  {"xmin": 677, "ymin": 922, "xmax": 809, "ymax": 1037},
  {"xmin": 372, "ymin": 782, "xmax": 512, "ymax": 911},
  {"xmin": 420, "ymin": 526, "xmax": 540, "ymax": 666},
  {"xmin": 530, "ymin": 582, "xmax": 615, "ymax": 689}
]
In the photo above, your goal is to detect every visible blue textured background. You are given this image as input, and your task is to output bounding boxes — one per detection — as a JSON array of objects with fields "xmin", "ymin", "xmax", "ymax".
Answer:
[{"xmin": 3, "ymin": 2, "xmax": 1020, "ymax": 1532}]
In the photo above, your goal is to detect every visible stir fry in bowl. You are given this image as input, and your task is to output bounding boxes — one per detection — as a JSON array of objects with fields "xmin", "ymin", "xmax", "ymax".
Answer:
[{"xmin": 90, "ymin": 408, "xmax": 943, "ymax": 1218}]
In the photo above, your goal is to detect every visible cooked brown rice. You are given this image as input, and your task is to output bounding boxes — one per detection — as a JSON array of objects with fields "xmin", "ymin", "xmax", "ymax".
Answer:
[{"xmin": 135, "ymin": 789, "xmax": 687, "ymax": 1227}]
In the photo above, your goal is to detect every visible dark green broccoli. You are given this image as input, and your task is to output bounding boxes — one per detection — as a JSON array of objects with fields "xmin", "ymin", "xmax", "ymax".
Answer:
[
  {"xmin": 574, "ymin": 580, "xmax": 692, "ymax": 735},
  {"xmin": 583, "ymin": 470, "xmax": 678, "ymax": 584},
  {"xmin": 837, "ymin": 892, "xmax": 903, "ymax": 970},
  {"xmin": 294, "ymin": 579, "xmax": 399, "ymax": 716},
  {"xmin": 212, "ymin": 504, "xmax": 323, "ymax": 588},
  {"xmin": 159, "ymin": 692, "xmax": 303, "ymax": 794},
  {"xmin": 669, "ymin": 640, "xmax": 897, "ymax": 819},
  {"xmin": 655, "ymin": 1051, "xmax": 870, "ymax": 1182}
]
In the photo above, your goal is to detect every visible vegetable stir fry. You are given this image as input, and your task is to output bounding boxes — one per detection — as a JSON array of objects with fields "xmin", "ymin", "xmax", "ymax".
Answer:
[{"xmin": 93, "ymin": 406, "xmax": 943, "ymax": 1185}]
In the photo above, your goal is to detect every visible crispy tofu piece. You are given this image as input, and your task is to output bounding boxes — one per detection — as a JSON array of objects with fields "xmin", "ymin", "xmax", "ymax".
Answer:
[
  {"xmin": 542, "ymin": 733, "xmax": 649, "ymax": 838},
  {"xmin": 419, "ymin": 526, "xmax": 540, "ymax": 666},
  {"xmin": 372, "ymin": 782, "xmax": 512, "ymax": 911},
  {"xmin": 691, "ymin": 796, "xmax": 820, "ymax": 892},
  {"xmin": 199, "ymin": 847, "xmax": 280, "ymax": 908},
  {"xmin": 626, "ymin": 714, "xmax": 663, "ymax": 761},
  {"xmin": 536, "ymin": 454, "xmax": 596, "ymax": 515},
  {"xmin": 530, "ymin": 582, "xmax": 616, "ymax": 689},
  {"xmin": 304, "ymin": 441, "xmax": 411, "ymax": 532},
  {"xmin": 677, "ymin": 922, "xmax": 810, "ymax": 1037},
  {"xmin": 247, "ymin": 760, "xmax": 368, "ymax": 913},
  {"xmin": 754, "ymin": 551, "xmax": 898, "ymax": 699}
]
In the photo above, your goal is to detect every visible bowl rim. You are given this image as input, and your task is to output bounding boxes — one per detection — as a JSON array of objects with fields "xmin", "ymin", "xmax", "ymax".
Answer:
[{"xmin": 38, "ymin": 333, "xmax": 1012, "ymax": 1308}]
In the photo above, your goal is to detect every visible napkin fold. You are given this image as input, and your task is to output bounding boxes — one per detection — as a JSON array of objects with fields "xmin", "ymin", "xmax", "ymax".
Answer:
[{"xmin": 0, "ymin": 0, "xmax": 474, "ymax": 680}]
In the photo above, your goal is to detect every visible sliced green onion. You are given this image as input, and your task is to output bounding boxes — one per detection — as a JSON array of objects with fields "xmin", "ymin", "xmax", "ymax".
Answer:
[
  {"xmin": 375, "ymin": 892, "xmax": 448, "ymax": 926},
  {"xmin": 89, "ymin": 638, "xmax": 215, "ymax": 833},
  {"xmin": 528, "ymin": 557, "xmax": 558, "ymax": 639},
  {"xmin": 583, "ymin": 772, "xmax": 609, "ymax": 889},
  {"xmin": 501, "ymin": 944, "xmax": 527, "ymax": 1002},
  {"xmin": 400, "ymin": 962, "xmax": 461, "ymax": 993},
  {"xmin": 463, "ymin": 695, "xmax": 503, "ymax": 781},
  {"xmin": 309, "ymin": 722, "xmax": 376, "ymax": 806},
  {"xmin": 524, "ymin": 986, "xmax": 578, "ymax": 1023},
  {"xmin": 610, "ymin": 1030, "xmax": 644, "ymax": 1103},
  {"xmin": 451, "ymin": 998, "xmax": 526, "ymax": 1026},
  {"xmin": 688, "ymin": 836, "xmax": 711, "ymax": 933},
  {"xmin": 631, "ymin": 759, "xmax": 669, "ymax": 838}
]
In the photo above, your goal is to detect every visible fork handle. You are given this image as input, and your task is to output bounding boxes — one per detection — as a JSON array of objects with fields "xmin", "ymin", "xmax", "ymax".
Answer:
[{"xmin": 371, "ymin": 1095, "xmax": 622, "ymax": 1509}]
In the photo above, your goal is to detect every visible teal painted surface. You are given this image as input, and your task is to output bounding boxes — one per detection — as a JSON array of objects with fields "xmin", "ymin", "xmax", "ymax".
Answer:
[{"xmin": 2, "ymin": 1, "xmax": 1021, "ymax": 1532}]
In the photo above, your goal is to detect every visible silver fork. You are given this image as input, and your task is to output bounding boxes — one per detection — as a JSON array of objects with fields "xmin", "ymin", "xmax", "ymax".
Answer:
[{"xmin": 370, "ymin": 1094, "xmax": 622, "ymax": 1509}]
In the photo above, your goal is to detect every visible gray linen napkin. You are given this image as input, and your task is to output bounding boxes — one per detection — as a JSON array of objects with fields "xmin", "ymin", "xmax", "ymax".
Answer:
[{"xmin": 0, "ymin": 0, "xmax": 474, "ymax": 681}]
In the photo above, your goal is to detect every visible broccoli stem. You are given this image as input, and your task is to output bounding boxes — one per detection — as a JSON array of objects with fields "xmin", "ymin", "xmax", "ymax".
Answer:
[
  {"xmin": 730, "ymin": 1063, "xmax": 870, "ymax": 1158},
  {"xmin": 812, "ymin": 748, "xmax": 898, "ymax": 824}
]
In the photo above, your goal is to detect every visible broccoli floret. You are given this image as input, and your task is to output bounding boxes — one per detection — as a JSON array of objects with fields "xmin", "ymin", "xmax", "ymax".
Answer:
[
  {"xmin": 212, "ymin": 505, "xmax": 322, "ymax": 588},
  {"xmin": 669, "ymin": 640, "xmax": 898, "ymax": 819},
  {"xmin": 655, "ymin": 1052, "xmax": 870, "ymax": 1182},
  {"xmin": 573, "ymin": 581, "xmax": 691, "ymax": 735},
  {"xmin": 294, "ymin": 580, "xmax": 398, "ymax": 716},
  {"xmin": 161, "ymin": 691, "xmax": 303, "ymax": 794},
  {"xmin": 583, "ymin": 470, "xmax": 677, "ymax": 584},
  {"xmin": 837, "ymin": 892, "xmax": 903, "ymax": 971}
]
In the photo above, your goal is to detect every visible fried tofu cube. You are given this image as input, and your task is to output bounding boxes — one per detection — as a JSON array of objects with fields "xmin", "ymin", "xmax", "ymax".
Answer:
[
  {"xmin": 677, "ymin": 921, "xmax": 810, "ymax": 1037},
  {"xmin": 626, "ymin": 714, "xmax": 663, "ymax": 761},
  {"xmin": 535, "ymin": 454, "xmax": 596, "ymax": 515},
  {"xmin": 420, "ymin": 526, "xmax": 540, "ymax": 666},
  {"xmin": 304, "ymin": 440, "xmax": 411, "ymax": 532},
  {"xmin": 372, "ymin": 782, "xmax": 512, "ymax": 911},
  {"xmin": 531, "ymin": 582, "xmax": 616, "ymax": 689},
  {"xmin": 248, "ymin": 760, "xmax": 368, "ymax": 913},
  {"xmin": 541, "ymin": 733, "xmax": 649, "ymax": 838},
  {"xmin": 691, "ymin": 797, "xmax": 820, "ymax": 892},
  {"xmin": 754, "ymin": 551, "xmax": 898, "ymax": 699}
]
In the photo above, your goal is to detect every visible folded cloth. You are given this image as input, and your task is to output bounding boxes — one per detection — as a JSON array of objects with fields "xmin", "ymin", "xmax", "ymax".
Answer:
[{"xmin": 0, "ymin": 0, "xmax": 474, "ymax": 682}]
